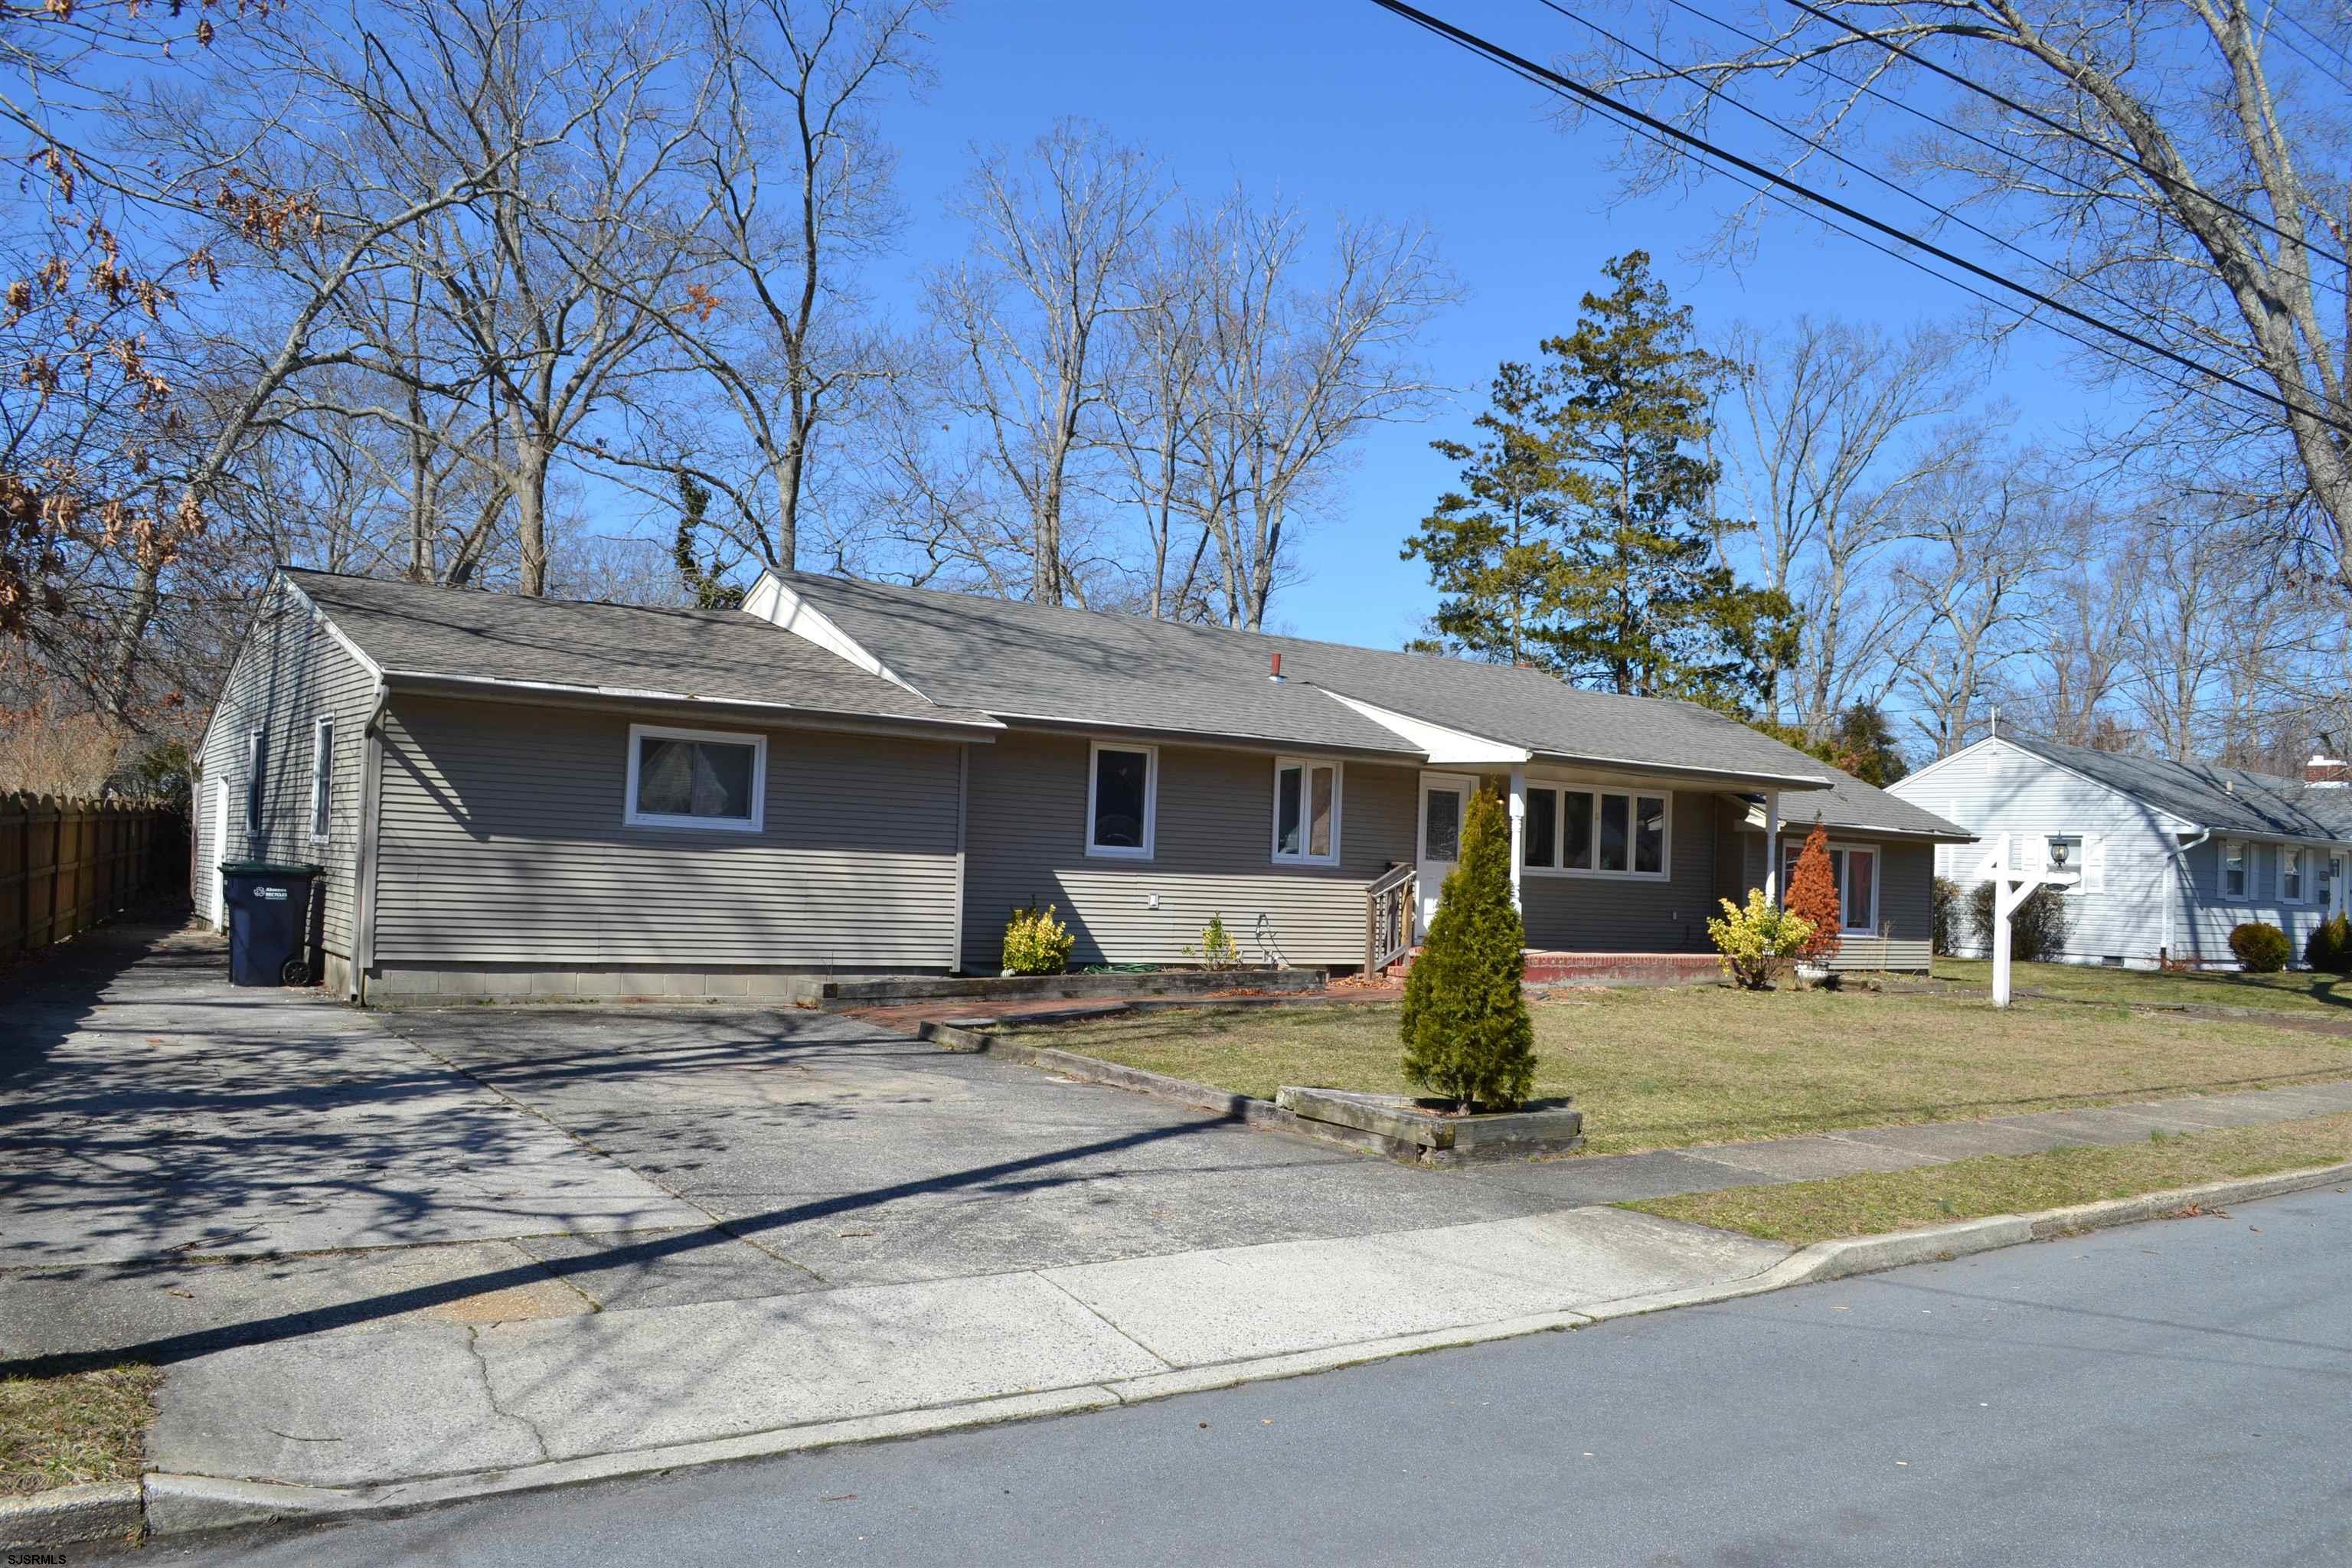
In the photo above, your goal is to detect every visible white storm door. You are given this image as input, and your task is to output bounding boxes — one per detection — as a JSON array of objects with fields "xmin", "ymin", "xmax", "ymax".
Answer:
[{"xmin": 1416, "ymin": 773, "xmax": 1475, "ymax": 936}]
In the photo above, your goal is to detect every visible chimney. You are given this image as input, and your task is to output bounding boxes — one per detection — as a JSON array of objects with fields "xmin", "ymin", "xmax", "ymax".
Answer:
[
  {"xmin": 2308, "ymin": 753, "xmax": 2350, "ymax": 788},
  {"xmin": 1269, "ymin": 651, "xmax": 1284, "ymax": 683}
]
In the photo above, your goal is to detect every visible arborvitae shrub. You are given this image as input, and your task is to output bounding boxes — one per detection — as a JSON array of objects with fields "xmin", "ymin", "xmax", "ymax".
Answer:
[
  {"xmin": 1783, "ymin": 822, "xmax": 1842, "ymax": 962},
  {"xmin": 1400, "ymin": 789, "xmax": 1536, "ymax": 1112}
]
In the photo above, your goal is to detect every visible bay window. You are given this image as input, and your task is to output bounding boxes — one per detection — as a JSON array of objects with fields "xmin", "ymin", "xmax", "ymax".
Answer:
[
  {"xmin": 1272, "ymin": 757, "xmax": 1341, "ymax": 865},
  {"xmin": 1520, "ymin": 786, "xmax": 1671, "ymax": 880}
]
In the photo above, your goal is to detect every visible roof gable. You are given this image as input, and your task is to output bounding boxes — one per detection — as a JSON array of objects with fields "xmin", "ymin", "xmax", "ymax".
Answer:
[{"xmin": 1988, "ymin": 732, "xmax": 2352, "ymax": 842}]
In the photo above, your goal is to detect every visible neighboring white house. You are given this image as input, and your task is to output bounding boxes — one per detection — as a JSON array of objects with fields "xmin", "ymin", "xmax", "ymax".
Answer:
[{"xmin": 1888, "ymin": 733, "xmax": 2352, "ymax": 967}]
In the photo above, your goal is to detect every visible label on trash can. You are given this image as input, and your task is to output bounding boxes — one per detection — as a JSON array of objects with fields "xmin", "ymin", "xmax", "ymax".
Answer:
[{"xmin": 256, "ymin": 887, "xmax": 288, "ymax": 900}]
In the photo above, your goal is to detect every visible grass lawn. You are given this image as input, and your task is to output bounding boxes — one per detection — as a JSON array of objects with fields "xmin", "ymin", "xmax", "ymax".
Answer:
[
  {"xmin": 1932, "ymin": 958, "xmax": 2352, "ymax": 1014},
  {"xmin": 1628, "ymin": 1112, "xmax": 2352, "ymax": 1244},
  {"xmin": 0, "ymin": 1363, "xmax": 159, "ymax": 1497},
  {"xmin": 1023, "ymin": 988, "xmax": 2352, "ymax": 1155}
]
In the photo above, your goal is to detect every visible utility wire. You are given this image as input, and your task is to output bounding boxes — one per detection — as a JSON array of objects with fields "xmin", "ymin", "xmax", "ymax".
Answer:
[
  {"xmin": 1366, "ymin": 0, "xmax": 2352, "ymax": 439},
  {"xmin": 2267, "ymin": 7, "xmax": 2352, "ymax": 91},
  {"xmin": 1534, "ymin": 0, "xmax": 2193, "ymax": 340},
  {"xmin": 1778, "ymin": 0, "xmax": 2352, "ymax": 276},
  {"xmin": 1636, "ymin": 0, "xmax": 2344, "ymax": 302}
]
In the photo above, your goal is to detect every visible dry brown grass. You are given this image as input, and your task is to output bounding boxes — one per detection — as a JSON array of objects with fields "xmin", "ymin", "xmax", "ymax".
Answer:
[
  {"xmin": 1029, "ymin": 987, "xmax": 2352, "ymax": 1155},
  {"xmin": 1628, "ymin": 1112, "xmax": 2352, "ymax": 1244},
  {"xmin": 1932, "ymin": 958, "xmax": 2352, "ymax": 1015},
  {"xmin": 0, "ymin": 1363, "xmax": 160, "ymax": 1497}
]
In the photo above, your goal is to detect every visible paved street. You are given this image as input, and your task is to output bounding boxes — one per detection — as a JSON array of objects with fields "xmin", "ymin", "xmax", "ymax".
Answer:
[{"xmin": 154, "ymin": 1184, "xmax": 2352, "ymax": 1567}]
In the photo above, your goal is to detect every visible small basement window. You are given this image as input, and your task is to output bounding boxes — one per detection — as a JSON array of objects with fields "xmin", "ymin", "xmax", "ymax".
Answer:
[
  {"xmin": 1087, "ymin": 741, "xmax": 1156, "ymax": 858},
  {"xmin": 625, "ymin": 723, "xmax": 766, "ymax": 832},
  {"xmin": 1272, "ymin": 757, "xmax": 1341, "ymax": 865}
]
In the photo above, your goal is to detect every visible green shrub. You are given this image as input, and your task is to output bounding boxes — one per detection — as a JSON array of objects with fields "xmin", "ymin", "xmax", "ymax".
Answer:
[
  {"xmin": 1930, "ymin": 876, "xmax": 1962, "ymax": 956},
  {"xmin": 1001, "ymin": 903, "xmax": 1076, "ymax": 975},
  {"xmin": 2305, "ymin": 912, "xmax": 2351, "ymax": 974},
  {"xmin": 1400, "ymin": 789, "xmax": 1535, "ymax": 1112},
  {"xmin": 1707, "ymin": 888, "xmax": 1815, "ymax": 991},
  {"xmin": 1969, "ymin": 880, "xmax": 2071, "ymax": 962},
  {"xmin": 2229, "ymin": 920, "xmax": 2291, "ymax": 973},
  {"xmin": 1184, "ymin": 914, "xmax": 1242, "ymax": 970}
]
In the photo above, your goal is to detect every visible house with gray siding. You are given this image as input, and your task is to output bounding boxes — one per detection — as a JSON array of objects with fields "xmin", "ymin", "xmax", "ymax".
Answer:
[
  {"xmin": 1888, "ymin": 732, "xmax": 2352, "ymax": 967},
  {"xmin": 195, "ymin": 567, "xmax": 1971, "ymax": 1002}
]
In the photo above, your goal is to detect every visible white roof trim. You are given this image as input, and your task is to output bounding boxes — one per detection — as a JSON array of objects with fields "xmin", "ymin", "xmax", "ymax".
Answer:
[
  {"xmin": 381, "ymin": 668, "xmax": 1004, "ymax": 733},
  {"xmin": 280, "ymin": 571, "xmax": 387, "ymax": 681},
  {"xmin": 743, "ymin": 571, "xmax": 930, "ymax": 701},
  {"xmin": 1318, "ymin": 688, "xmax": 1530, "ymax": 765},
  {"xmin": 1892, "ymin": 735, "xmax": 2201, "ymax": 835}
]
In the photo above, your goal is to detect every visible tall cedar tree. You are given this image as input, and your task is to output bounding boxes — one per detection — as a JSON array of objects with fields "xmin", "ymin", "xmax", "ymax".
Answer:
[
  {"xmin": 1784, "ymin": 821, "xmax": 1843, "ymax": 962},
  {"xmin": 1400, "ymin": 789, "xmax": 1537, "ymax": 1111},
  {"xmin": 1403, "ymin": 253, "xmax": 1791, "ymax": 704}
]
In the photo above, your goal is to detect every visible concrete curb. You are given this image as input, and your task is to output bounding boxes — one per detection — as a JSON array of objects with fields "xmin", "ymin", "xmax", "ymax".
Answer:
[
  {"xmin": 116, "ymin": 1161, "xmax": 2352, "ymax": 1544},
  {"xmin": 0, "ymin": 1479, "xmax": 142, "ymax": 1548}
]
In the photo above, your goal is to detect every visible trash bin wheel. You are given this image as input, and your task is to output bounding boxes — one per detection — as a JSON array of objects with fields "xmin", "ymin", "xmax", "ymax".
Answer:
[{"xmin": 280, "ymin": 956, "xmax": 312, "ymax": 987}]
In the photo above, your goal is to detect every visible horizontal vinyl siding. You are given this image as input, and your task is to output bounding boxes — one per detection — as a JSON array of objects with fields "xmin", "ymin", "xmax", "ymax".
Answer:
[
  {"xmin": 960, "ymin": 733, "xmax": 1418, "ymax": 970},
  {"xmin": 1518, "ymin": 789, "xmax": 1716, "ymax": 953},
  {"xmin": 1895, "ymin": 740, "xmax": 2194, "ymax": 962},
  {"xmin": 198, "ymin": 580, "xmax": 372, "ymax": 960},
  {"xmin": 1735, "ymin": 831, "xmax": 1936, "ymax": 972},
  {"xmin": 372, "ymin": 698, "xmax": 962, "ymax": 967},
  {"xmin": 2177, "ymin": 837, "xmax": 2341, "ymax": 963}
]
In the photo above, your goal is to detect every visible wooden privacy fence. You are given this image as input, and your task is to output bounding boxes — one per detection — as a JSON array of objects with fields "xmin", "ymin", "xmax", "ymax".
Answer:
[{"xmin": 1, "ymin": 793, "xmax": 187, "ymax": 960}]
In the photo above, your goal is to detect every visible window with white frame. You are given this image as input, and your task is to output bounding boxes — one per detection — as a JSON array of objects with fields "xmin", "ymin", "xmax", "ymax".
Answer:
[
  {"xmin": 309, "ymin": 717, "xmax": 335, "ymax": 842},
  {"xmin": 2284, "ymin": 847, "xmax": 2307, "ymax": 902},
  {"xmin": 244, "ymin": 730, "xmax": 265, "ymax": 834},
  {"xmin": 2223, "ymin": 838, "xmax": 2248, "ymax": 898},
  {"xmin": 624, "ymin": 723, "xmax": 766, "ymax": 832},
  {"xmin": 1782, "ymin": 840, "xmax": 1880, "ymax": 933},
  {"xmin": 1272, "ymin": 757, "xmax": 1340, "ymax": 865},
  {"xmin": 1520, "ymin": 787, "xmax": 1669, "ymax": 879},
  {"xmin": 1086, "ymin": 742, "xmax": 1155, "ymax": 858}
]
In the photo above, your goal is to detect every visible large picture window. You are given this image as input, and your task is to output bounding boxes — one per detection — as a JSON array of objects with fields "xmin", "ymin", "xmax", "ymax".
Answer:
[
  {"xmin": 1782, "ymin": 841, "xmax": 1880, "ymax": 934},
  {"xmin": 1087, "ymin": 742, "xmax": 1156, "ymax": 858},
  {"xmin": 1520, "ymin": 787, "xmax": 1670, "ymax": 880},
  {"xmin": 1272, "ymin": 757, "xmax": 1341, "ymax": 865},
  {"xmin": 625, "ymin": 723, "xmax": 766, "ymax": 832}
]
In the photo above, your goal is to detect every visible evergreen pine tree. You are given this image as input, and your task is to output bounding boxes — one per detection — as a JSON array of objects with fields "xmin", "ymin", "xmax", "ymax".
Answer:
[
  {"xmin": 1784, "ymin": 820, "xmax": 1843, "ymax": 961},
  {"xmin": 1400, "ymin": 789, "xmax": 1537, "ymax": 1111}
]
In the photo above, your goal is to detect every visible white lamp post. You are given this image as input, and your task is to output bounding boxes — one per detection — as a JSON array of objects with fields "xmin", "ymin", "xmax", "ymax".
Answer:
[{"xmin": 1980, "ymin": 834, "xmax": 2079, "ymax": 1007}]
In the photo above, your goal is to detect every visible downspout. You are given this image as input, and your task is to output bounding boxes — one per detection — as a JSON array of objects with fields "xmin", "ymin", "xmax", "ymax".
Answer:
[
  {"xmin": 949, "ymin": 743, "xmax": 970, "ymax": 975},
  {"xmin": 348, "ymin": 681, "xmax": 390, "ymax": 1004},
  {"xmin": 2163, "ymin": 829, "xmax": 2212, "ymax": 964}
]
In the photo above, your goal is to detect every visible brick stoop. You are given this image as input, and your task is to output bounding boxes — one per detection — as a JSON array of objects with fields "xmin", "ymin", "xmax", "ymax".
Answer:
[{"xmin": 1385, "ymin": 949, "xmax": 1721, "ymax": 988}]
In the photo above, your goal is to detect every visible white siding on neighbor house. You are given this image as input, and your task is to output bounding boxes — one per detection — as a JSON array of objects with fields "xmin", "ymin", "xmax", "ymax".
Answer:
[
  {"xmin": 370, "ymin": 697, "xmax": 965, "ymax": 969},
  {"xmin": 195, "ymin": 579, "xmax": 375, "ymax": 972},
  {"xmin": 960, "ymin": 731, "xmax": 1419, "ymax": 971},
  {"xmin": 1891, "ymin": 737, "xmax": 2352, "ymax": 965}
]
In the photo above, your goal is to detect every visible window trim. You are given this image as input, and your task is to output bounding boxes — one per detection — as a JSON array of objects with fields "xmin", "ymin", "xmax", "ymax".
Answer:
[
  {"xmin": 1521, "ymin": 786, "xmax": 1673, "ymax": 881},
  {"xmin": 1779, "ymin": 836, "xmax": 1885, "ymax": 936},
  {"xmin": 243, "ymin": 729, "xmax": 265, "ymax": 835},
  {"xmin": 1269, "ymin": 756, "xmax": 1344, "ymax": 867},
  {"xmin": 1085, "ymin": 739, "xmax": 1158, "ymax": 860},
  {"xmin": 2285, "ymin": 846, "xmax": 2306, "ymax": 904},
  {"xmin": 622, "ymin": 721, "xmax": 768, "ymax": 834},
  {"xmin": 2222, "ymin": 837, "xmax": 2248, "ymax": 899},
  {"xmin": 308, "ymin": 714, "xmax": 335, "ymax": 844}
]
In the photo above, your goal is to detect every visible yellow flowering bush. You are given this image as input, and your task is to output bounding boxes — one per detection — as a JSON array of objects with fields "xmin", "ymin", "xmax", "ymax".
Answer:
[{"xmin": 1001, "ymin": 903, "xmax": 1077, "ymax": 975}]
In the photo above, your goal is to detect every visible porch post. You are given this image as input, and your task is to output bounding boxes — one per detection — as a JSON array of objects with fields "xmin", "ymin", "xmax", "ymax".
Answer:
[
  {"xmin": 1763, "ymin": 789, "xmax": 1782, "ymax": 902},
  {"xmin": 1508, "ymin": 765, "xmax": 1526, "ymax": 912}
]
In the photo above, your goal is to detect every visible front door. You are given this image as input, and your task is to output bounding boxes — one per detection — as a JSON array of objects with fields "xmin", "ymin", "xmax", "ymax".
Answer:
[{"xmin": 1416, "ymin": 773, "xmax": 1475, "ymax": 937}]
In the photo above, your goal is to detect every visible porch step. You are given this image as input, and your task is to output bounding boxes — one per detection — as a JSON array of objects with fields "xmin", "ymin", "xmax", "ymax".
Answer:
[{"xmin": 1385, "ymin": 949, "xmax": 1720, "ymax": 988}]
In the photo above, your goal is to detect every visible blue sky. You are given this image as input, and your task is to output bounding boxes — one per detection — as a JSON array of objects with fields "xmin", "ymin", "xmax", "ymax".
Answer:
[{"xmin": 851, "ymin": 0, "xmax": 2103, "ymax": 648}]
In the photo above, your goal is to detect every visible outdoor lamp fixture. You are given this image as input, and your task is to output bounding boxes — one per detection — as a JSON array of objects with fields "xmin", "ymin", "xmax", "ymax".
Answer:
[{"xmin": 2047, "ymin": 837, "xmax": 2070, "ymax": 867}]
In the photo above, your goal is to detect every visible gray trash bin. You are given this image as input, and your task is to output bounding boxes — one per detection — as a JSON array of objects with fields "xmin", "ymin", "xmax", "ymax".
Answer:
[{"xmin": 220, "ymin": 861, "xmax": 322, "ymax": 986}]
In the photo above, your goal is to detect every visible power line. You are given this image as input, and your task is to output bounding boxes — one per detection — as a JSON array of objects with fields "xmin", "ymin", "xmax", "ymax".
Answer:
[
  {"xmin": 1533, "ymin": 0, "xmax": 2200, "ymax": 341},
  {"xmin": 1777, "ymin": 0, "xmax": 2352, "ymax": 276},
  {"xmin": 1365, "ymin": 0, "xmax": 2352, "ymax": 439},
  {"xmin": 2268, "ymin": 7, "xmax": 2352, "ymax": 92},
  {"xmin": 1635, "ymin": 0, "xmax": 2344, "ymax": 302}
]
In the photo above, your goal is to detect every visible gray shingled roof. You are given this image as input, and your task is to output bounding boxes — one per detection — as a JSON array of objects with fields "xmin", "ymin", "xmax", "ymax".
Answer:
[
  {"xmin": 1737, "ymin": 775, "xmax": 1975, "ymax": 841},
  {"xmin": 776, "ymin": 573, "xmax": 1840, "ymax": 787},
  {"xmin": 2001, "ymin": 733, "xmax": 2352, "ymax": 841},
  {"xmin": 284, "ymin": 570, "xmax": 998, "ymax": 732}
]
